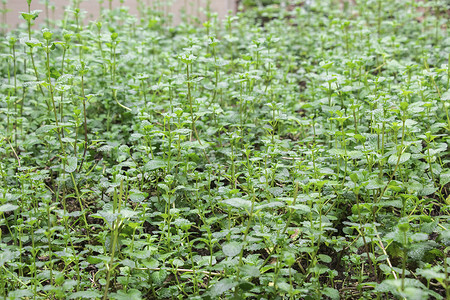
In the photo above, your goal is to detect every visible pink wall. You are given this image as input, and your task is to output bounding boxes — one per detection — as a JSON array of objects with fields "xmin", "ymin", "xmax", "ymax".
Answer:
[{"xmin": 3, "ymin": 0, "xmax": 236, "ymax": 30}]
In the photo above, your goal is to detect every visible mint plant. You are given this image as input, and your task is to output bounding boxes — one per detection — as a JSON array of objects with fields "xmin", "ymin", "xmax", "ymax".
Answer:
[{"xmin": 0, "ymin": 0, "xmax": 449, "ymax": 299}]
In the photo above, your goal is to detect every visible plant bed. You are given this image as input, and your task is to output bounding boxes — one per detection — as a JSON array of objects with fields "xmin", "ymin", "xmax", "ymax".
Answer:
[{"xmin": 0, "ymin": 0, "xmax": 449, "ymax": 299}]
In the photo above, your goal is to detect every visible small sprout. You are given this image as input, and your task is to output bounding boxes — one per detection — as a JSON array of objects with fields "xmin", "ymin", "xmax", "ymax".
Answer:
[
  {"xmin": 42, "ymin": 29, "xmax": 53, "ymax": 41},
  {"xmin": 179, "ymin": 52, "xmax": 196, "ymax": 64},
  {"xmin": 398, "ymin": 222, "xmax": 410, "ymax": 233}
]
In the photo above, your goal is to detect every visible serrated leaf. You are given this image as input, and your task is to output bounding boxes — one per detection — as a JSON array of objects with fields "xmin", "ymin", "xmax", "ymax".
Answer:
[
  {"xmin": 63, "ymin": 280, "xmax": 77, "ymax": 291},
  {"xmin": 421, "ymin": 218, "xmax": 438, "ymax": 234},
  {"xmin": 322, "ymin": 287, "xmax": 339, "ymax": 300},
  {"xmin": 8, "ymin": 289, "xmax": 34, "ymax": 298},
  {"xmin": 209, "ymin": 278, "xmax": 238, "ymax": 297},
  {"xmin": 329, "ymin": 148, "xmax": 346, "ymax": 156},
  {"xmin": 50, "ymin": 66, "xmax": 61, "ymax": 79},
  {"xmin": 0, "ymin": 250, "xmax": 19, "ymax": 267},
  {"xmin": 110, "ymin": 289, "xmax": 142, "ymax": 300},
  {"xmin": 222, "ymin": 241, "xmax": 242, "ymax": 257},
  {"xmin": 268, "ymin": 186, "xmax": 283, "ymax": 197},
  {"xmin": 131, "ymin": 250, "xmax": 152, "ymax": 260},
  {"xmin": 240, "ymin": 265, "xmax": 260, "ymax": 277},
  {"xmin": 366, "ymin": 178, "xmax": 385, "ymax": 190},
  {"xmin": 68, "ymin": 290, "xmax": 102, "ymax": 299},
  {"xmin": 120, "ymin": 209, "xmax": 138, "ymax": 219},
  {"xmin": 86, "ymin": 256, "xmax": 102, "ymax": 264},
  {"xmin": 238, "ymin": 281, "xmax": 254, "ymax": 291},
  {"xmin": 388, "ymin": 153, "xmax": 411, "ymax": 165},
  {"xmin": 440, "ymin": 171, "xmax": 450, "ymax": 186},
  {"xmin": 0, "ymin": 203, "xmax": 19, "ymax": 213},
  {"xmin": 129, "ymin": 191, "xmax": 147, "ymax": 203},
  {"xmin": 57, "ymin": 74, "xmax": 73, "ymax": 83},
  {"xmin": 157, "ymin": 183, "xmax": 169, "ymax": 192},
  {"xmin": 442, "ymin": 91, "xmax": 450, "ymax": 101},
  {"xmin": 318, "ymin": 254, "xmax": 332, "ymax": 263},
  {"xmin": 98, "ymin": 144, "xmax": 113, "ymax": 152},
  {"xmin": 289, "ymin": 204, "xmax": 311, "ymax": 213},
  {"xmin": 277, "ymin": 281, "xmax": 292, "ymax": 292},
  {"xmin": 36, "ymin": 124, "xmax": 58, "ymax": 134},
  {"xmin": 256, "ymin": 201, "xmax": 284, "ymax": 210},
  {"xmin": 66, "ymin": 156, "xmax": 77, "ymax": 173},
  {"xmin": 143, "ymin": 258, "xmax": 159, "ymax": 269},
  {"xmin": 150, "ymin": 269, "xmax": 167, "ymax": 285},
  {"xmin": 419, "ymin": 184, "xmax": 437, "ymax": 196},
  {"xmin": 408, "ymin": 241, "xmax": 438, "ymax": 260},
  {"xmin": 174, "ymin": 128, "xmax": 192, "ymax": 135},
  {"xmin": 145, "ymin": 159, "xmax": 166, "ymax": 171},
  {"xmin": 416, "ymin": 268, "xmax": 446, "ymax": 281},
  {"xmin": 222, "ymin": 198, "xmax": 252, "ymax": 209},
  {"xmin": 92, "ymin": 211, "xmax": 119, "ymax": 227}
]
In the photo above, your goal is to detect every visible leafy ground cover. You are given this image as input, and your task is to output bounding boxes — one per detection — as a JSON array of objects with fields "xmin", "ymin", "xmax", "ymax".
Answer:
[{"xmin": 1, "ymin": 0, "xmax": 450, "ymax": 299}]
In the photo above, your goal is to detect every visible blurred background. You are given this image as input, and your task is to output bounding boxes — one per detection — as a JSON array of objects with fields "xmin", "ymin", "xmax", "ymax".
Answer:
[{"xmin": 2, "ymin": 0, "xmax": 238, "ymax": 31}]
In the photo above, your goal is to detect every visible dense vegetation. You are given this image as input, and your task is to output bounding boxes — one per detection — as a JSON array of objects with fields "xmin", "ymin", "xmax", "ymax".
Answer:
[{"xmin": 1, "ymin": 0, "xmax": 449, "ymax": 299}]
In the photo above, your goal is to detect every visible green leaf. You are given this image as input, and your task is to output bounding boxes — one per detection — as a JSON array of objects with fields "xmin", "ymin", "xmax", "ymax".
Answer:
[
  {"xmin": 366, "ymin": 178, "xmax": 385, "ymax": 190},
  {"xmin": 129, "ymin": 191, "xmax": 147, "ymax": 203},
  {"xmin": 283, "ymin": 251, "xmax": 296, "ymax": 266},
  {"xmin": 66, "ymin": 156, "xmax": 77, "ymax": 173},
  {"xmin": 120, "ymin": 209, "xmax": 138, "ymax": 219},
  {"xmin": 157, "ymin": 183, "xmax": 169, "ymax": 192},
  {"xmin": 43, "ymin": 31, "xmax": 53, "ymax": 40},
  {"xmin": 419, "ymin": 184, "xmax": 437, "ymax": 196},
  {"xmin": 408, "ymin": 241, "xmax": 438, "ymax": 260},
  {"xmin": 131, "ymin": 250, "xmax": 152, "ymax": 260},
  {"xmin": 179, "ymin": 52, "xmax": 197, "ymax": 64},
  {"xmin": 110, "ymin": 289, "xmax": 142, "ymax": 300},
  {"xmin": 0, "ymin": 250, "xmax": 19, "ymax": 267},
  {"xmin": 173, "ymin": 128, "xmax": 192, "ymax": 135},
  {"xmin": 442, "ymin": 90, "xmax": 450, "ymax": 101},
  {"xmin": 322, "ymin": 287, "xmax": 339, "ymax": 300},
  {"xmin": 421, "ymin": 218, "xmax": 438, "ymax": 234},
  {"xmin": 36, "ymin": 124, "xmax": 58, "ymax": 134},
  {"xmin": 440, "ymin": 171, "xmax": 450, "ymax": 186},
  {"xmin": 416, "ymin": 268, "xmax": 445, "ymax": 281},
  {"xmin": 68, "ymin": 290, "xmax": 102, "ymax": 299},
  {"xmin": 143, "ymin": 258, "xmax": 159, "ymax": 269},
  {"xmin": 50, "ymin": 66, "xmax": 61, "ymax": 79},
  {"xmin": 150, "ymin": 269, "xmax": 167, "ymax": 285},
  {"xmin": 91, "ymin": 211, "xmax": 119, "ymax": 227},
  {"xmin": 0, "ymin": 203, "xmax": 19, "ymax": 212},
  {"xmin": 21, "ymin": 38, "xmax": 42, "ymax": 49},
  {"xmin": 8, "ymin": 289, "xmax": 34, "ymax": 298},
  {"xmin": 21, "ymin": 12, "xmax": 35, "ymax": 21},
  {"xmin": 256, "ymin": 201, "xmax": 284, "ymax": 210},
  {"xmin": 388, "ymin": 153, "xmax": 411, "ymax": 165},
  {"xmin": 439, "ymin": 231, "xmax": 450, "ymax": 246},
  {"xmin": 289, "ymin": 204, "xmax": 311, "ymax": 213},
  {"xmin": 318, "ymin": 254, "xmax": 332, "ymax": 263},
  {"xmin": 239, "ymin": 265, "xmax": 260, "ymax": 277},
  {"xmin": 209, "ymin": 278, "xmax": 237, "ymax": 297},
  {"xmin": 86, "ymin": 256, "xmax": 102, "ymax": 264},
  {"xmin": 277, "ymin": 281, "xmax": 292, "ymax": 292},
  {"xmin": 238, "ymin": 281, "xmax": 254, "ymax": 291},
  {"xmin": 222, "ymin": 198, "xmax": 252, "ymax": 210},
  {"xmin": 63, "ymin": 280, "xmax": 77, "ymax": 291},
  {"xmin": 268, "ymin": 186, "xmax": 283, "ymax": 197},
  {"xmin": 222, "ymin": 241, "xmax": 242, "ymax": 257},
  {"xmin": 21, "ymin": 10, "xmax": 41, "ymax": 21},
  {"xmin": 145, "ymin": 159, "xmax": 166, "ymax": 171}
]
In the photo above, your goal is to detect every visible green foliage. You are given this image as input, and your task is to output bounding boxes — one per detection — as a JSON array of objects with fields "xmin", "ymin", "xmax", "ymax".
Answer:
[{"xmin": 0, "ymin": 0, "xmax": 449, "ymax": 299}]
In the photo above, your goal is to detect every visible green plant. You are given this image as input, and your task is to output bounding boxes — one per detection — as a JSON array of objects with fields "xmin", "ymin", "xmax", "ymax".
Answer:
[{"xmin": 0, "ymin": 0, "xmax": 449, "ymax": 299}]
